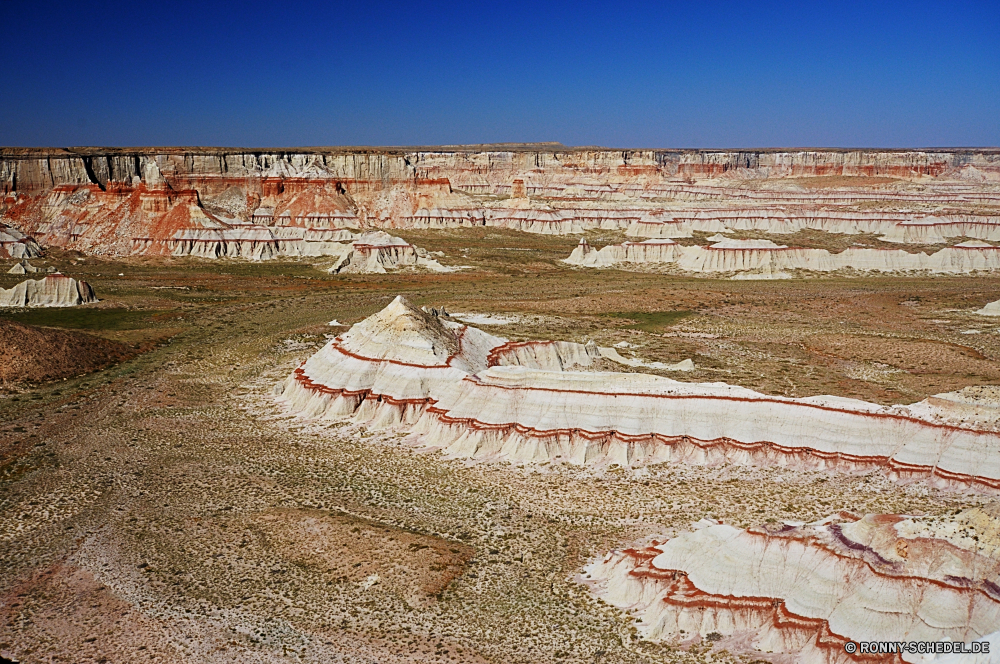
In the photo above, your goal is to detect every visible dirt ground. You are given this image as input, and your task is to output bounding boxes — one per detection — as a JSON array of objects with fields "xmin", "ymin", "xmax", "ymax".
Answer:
[
  {"xmin": 0, "ymin": 320, "xmax": 139, "ymax": 387},
  {"xmin": 1, "ymin": 231, "xmax": 998, "ymax": 662}
]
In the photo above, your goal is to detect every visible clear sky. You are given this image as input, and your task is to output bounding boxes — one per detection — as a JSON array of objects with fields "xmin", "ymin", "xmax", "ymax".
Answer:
[{"xmin": 2, "ymin": 0, "xmax": 998, "ymax": 148}]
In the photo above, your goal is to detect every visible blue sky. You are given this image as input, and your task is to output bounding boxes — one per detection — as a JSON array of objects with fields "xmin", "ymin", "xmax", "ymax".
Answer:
[{"xmin": 2, "ymin": 0, "xmax": 998, "ymax": 147}]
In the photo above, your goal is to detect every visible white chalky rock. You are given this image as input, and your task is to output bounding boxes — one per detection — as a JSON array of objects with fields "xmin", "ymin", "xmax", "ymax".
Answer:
[
  {"xmin": 0, "ymin": 274, "xmax": 98, "ymax": 307},
  {"xmin": 281, "ymin": 296, "xmax": 1000, "ymax": 490},
  {"xmin": 566, "ymin": 238, "xmax": 682, "ymax": 267},
  {"xmin": 0, "ymin": 223, "xmax": 42, "ymax": 259},
  {"xmin": 566, "ymin": 238, "xmax": 1000, "ymax": 278},
  {"xmin": 977, "ymin": 299, "xmax": 1000, "ymax": 317},
  {"xmin": 7, "ymin": 261, "xmax": 31, "ymax": 274},
  {"xmin": 582, "ymin": 510, "xmax": 1000, "ymax": 663},
  {"xmin": 327, "ymin": 232, "xmax": 454, "ymax": 274}
]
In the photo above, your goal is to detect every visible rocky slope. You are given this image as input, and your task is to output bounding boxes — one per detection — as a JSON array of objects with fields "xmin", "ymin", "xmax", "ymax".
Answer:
[{"xmin": 0, "ymin": 320, "xmax": 134, "ymax": 384}]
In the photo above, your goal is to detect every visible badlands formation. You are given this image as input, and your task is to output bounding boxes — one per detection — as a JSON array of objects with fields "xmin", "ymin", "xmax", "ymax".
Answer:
[
  {"xmin": 566, "ymin": 237, "xmax": 1000, "ymax": 279},
  {"xmin": 6, "ymin": 145, "xmax": 1000, "ymax": 664},
  {"xmin": 1, "ymin": 146, "xmax": 999, "ymax": 279},
  {"xmin": 279, "ymin": 297, "xmax": 1000, "ymax": 661},
  {"xmin": 584, "ymin": 510, "xmax": 1000, "ymax": 662},
  {"xmin": 284, "ymin": 297, "xmax": 1000, "ymax": 490},
  {"xmin": 0, "ymin": 274, "xmax": 97, "ymax": 307}
]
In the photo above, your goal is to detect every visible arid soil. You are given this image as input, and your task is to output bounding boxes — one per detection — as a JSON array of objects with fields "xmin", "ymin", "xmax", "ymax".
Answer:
[
  {"xmin": 2, "ymin": 229, "xmax": 999, "ymax": 662},
  {"xmin": 0, "ymin": 321, "xmax": 136, "ymax": 386}
]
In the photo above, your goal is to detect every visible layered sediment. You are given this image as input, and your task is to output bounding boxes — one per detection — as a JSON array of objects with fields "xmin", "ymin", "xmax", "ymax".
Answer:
[
  {"xmin": 280, "ymin": 296, "xmax": 1000, "ymax": 491},
  {"xmin": 326, "ymin": 231, "xmax": 454, "ymax": 274},
  {"xmin": 567, "ymin": 237, "xmax": 1000, "ymax": 278},
  {"xmin": 2, "ymin": 147, "xmax": 999, "ymax": 259},
  {"xmin": 0, "ymin": 222, "xmax": 41, "ymax": 259},
  {"xmin": 582, "ymin": 511, "xmax": 1000, "ymax": 663}
]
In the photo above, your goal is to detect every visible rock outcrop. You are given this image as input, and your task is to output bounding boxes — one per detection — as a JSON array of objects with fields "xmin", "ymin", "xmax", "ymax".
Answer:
[
  {"xmin": 2, "ymin": 147, "xmax": 998, "ymax": 259},
  {"xmin": 566, "ymin": 238, "xmax": 1000, "ymax": 278},
  {"xmin": 0, "ymin": 222, "xmax": 41, "ymax": 259},
  {"xmin": 0, "ymin": 274, "xmax": 97, "ymax": 307},
  {"xmin": 7, "ymin": 261, "xmax": 37, "ymax": 275},
  {"xmin": 327, "ymin": 232, "xmax": 453, "ymax": 274},
  {"xmin": 977, "ymin": 299, "xmax": 1000, "ymax": 316},
  {"xmin": 582, "ymin": 510, "xmax": 1000, "ymax": 662},
  {"xmin": 281, "ymin": 297, "xmax": 1000, "ymax": 491},
  {"xmin": 567, "ymin": 238, "xmax": 683, "ymax": 267}
]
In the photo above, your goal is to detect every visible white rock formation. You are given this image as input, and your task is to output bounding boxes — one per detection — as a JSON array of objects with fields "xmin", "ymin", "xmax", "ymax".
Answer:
[
  {"xmin": 625, "ymin": 210, "xmax": 1000, "ymax": 244},
  {"xmin": 398, "ymin": 207, "xmax": 1000, "ymax": 244},
  {"xmin": 582, "ymin": 510, "xmax": 1000, "ymax": 663},
  {"xmin": 977, "ymin": 299, "xmax": 1000, "ymax": 316},
  {"xmin": 6, "ymin": 260, "xmax": 40, "ymax": 275},
  {"xmin": 166, "ymin": 224, "xmax": 280, "ymax": 260},
  {"xmin": 281, "ymin": 297, "xmax": 1000, "ymax": 490},
  {"xmin": 0, "ymin": 274, "xmax": 98, "ymax": 307},
  {"xmin": 566, "ymin": 238, "xmax": 683, "ymax": 267},
  {"xmin": 399, "ymin": 207, "xmax": 644, "ymax": 234},
  {"xmin": 597, "ymin": 347, "xmax": 695, "ymax": 371},
  {"xmin": 906, "ymin": 386, "xmax": 1000, "ymax": 430},
  {"xmin": 327, "ymin": 231, "xmax": 454, "ymax": 274},
  {"xmin": 566, "ymin": 238, "xmax": 1000, "ymax": 278},
  {"xmin": 281, "ymin": 296, "xmax": 504, "ymax": 424}
]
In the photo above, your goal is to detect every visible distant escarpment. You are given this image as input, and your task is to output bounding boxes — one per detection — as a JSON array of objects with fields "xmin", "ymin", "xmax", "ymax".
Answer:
[{"xmin": 1, "ymin": 146, "xmax": 999, "ymax": 260}]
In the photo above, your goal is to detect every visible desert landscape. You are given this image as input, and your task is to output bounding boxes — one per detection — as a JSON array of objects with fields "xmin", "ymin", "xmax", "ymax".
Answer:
[{"xmin": 1, "ymin": 145, "xmax": 1000, "ymax": 662}]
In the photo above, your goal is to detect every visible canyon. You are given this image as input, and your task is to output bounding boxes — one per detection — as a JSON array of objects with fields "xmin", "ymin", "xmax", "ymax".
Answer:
[{"xmin": 4, "ymin": 144, "xmax": 1000, "ymax": 664}]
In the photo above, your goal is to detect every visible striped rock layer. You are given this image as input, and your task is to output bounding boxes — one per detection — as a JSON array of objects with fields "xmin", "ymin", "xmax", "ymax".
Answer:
[
  {"xmin": 0, "ymin": 274, "xmax": 97, "ymax": 307},
  {"xmin": 582, "ymin": 511, "xmax": 1000, "ymax": 663},
  {"xmin": 281, "ymin": 296, "xmax": 1000, "ymax": 492},
  {"xmin": 2, "ymin": 147, "xmax": 998, "ymax": 258},
  {"xmin": 566, "ymin": 238, "xmax": 1000, "ymax": 277},
  {"xmin": 0, "ymin": 222, "xmax": 41, "ymax": 259}
]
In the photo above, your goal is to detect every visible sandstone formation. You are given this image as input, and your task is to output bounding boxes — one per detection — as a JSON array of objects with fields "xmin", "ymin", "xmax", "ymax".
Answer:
[
  {"xmin": 0, "ymin": 274, "xmax": 97, "ymax": 307},
  {"xmin": 0, "ymin": 222, "xmax": 41, "ymax": 259},
  {"xmin": 281, "ymin": 296, "xmax": 1000, "ymax": 491},
  {"xmin": 567, "ymin": 237, "xmax": 1000, "ymax": 278},
  {"xmin": 327, "ymin": 231, "xmax": 453, "ymax": 274},
  {"xmin": 2, "ymin": 147, "xmax": 999, "ymax": 259},
  {"xmin": 582, "ymin": 510, "xmax": 1000, "ymax": 662},
  {"xmin": 0, "ymin": 319, "xmax": 134, "ymax": 384}
]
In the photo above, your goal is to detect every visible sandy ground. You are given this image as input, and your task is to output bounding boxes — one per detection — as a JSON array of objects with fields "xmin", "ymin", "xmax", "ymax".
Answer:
[{"xmin": 2, "ymin": 233, "xmax": 999, "ymax": 662}]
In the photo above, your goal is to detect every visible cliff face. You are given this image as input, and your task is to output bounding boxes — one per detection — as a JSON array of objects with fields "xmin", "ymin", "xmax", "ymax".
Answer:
[
  {"xmin": 583, "ymin": 511, "xmax": 1000, "ymax": 662},
  {"xmin": 5, "ymin": 147, "xmax": 999, "ymax": 194},
  {"xmin": 1, "ymin": 146, "xmax": 999, "ymax": 258}
]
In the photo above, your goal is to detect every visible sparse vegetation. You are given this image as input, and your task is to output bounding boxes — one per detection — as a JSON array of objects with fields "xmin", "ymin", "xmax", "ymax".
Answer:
[{"xmin": 1, "ymin": 231, "xmax": 998, "ymax": 662}]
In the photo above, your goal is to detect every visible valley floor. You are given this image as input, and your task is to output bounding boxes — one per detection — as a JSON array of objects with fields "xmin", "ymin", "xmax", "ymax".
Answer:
[{"xmin": 2, "ymin": 230, "xmax": 998, "ymax": 663}]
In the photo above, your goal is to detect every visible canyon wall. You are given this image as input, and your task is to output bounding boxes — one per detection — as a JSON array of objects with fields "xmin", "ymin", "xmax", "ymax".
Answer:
[{"xmin": 2, "ymin": 146, "xmax": 999, "ymax": 259}]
